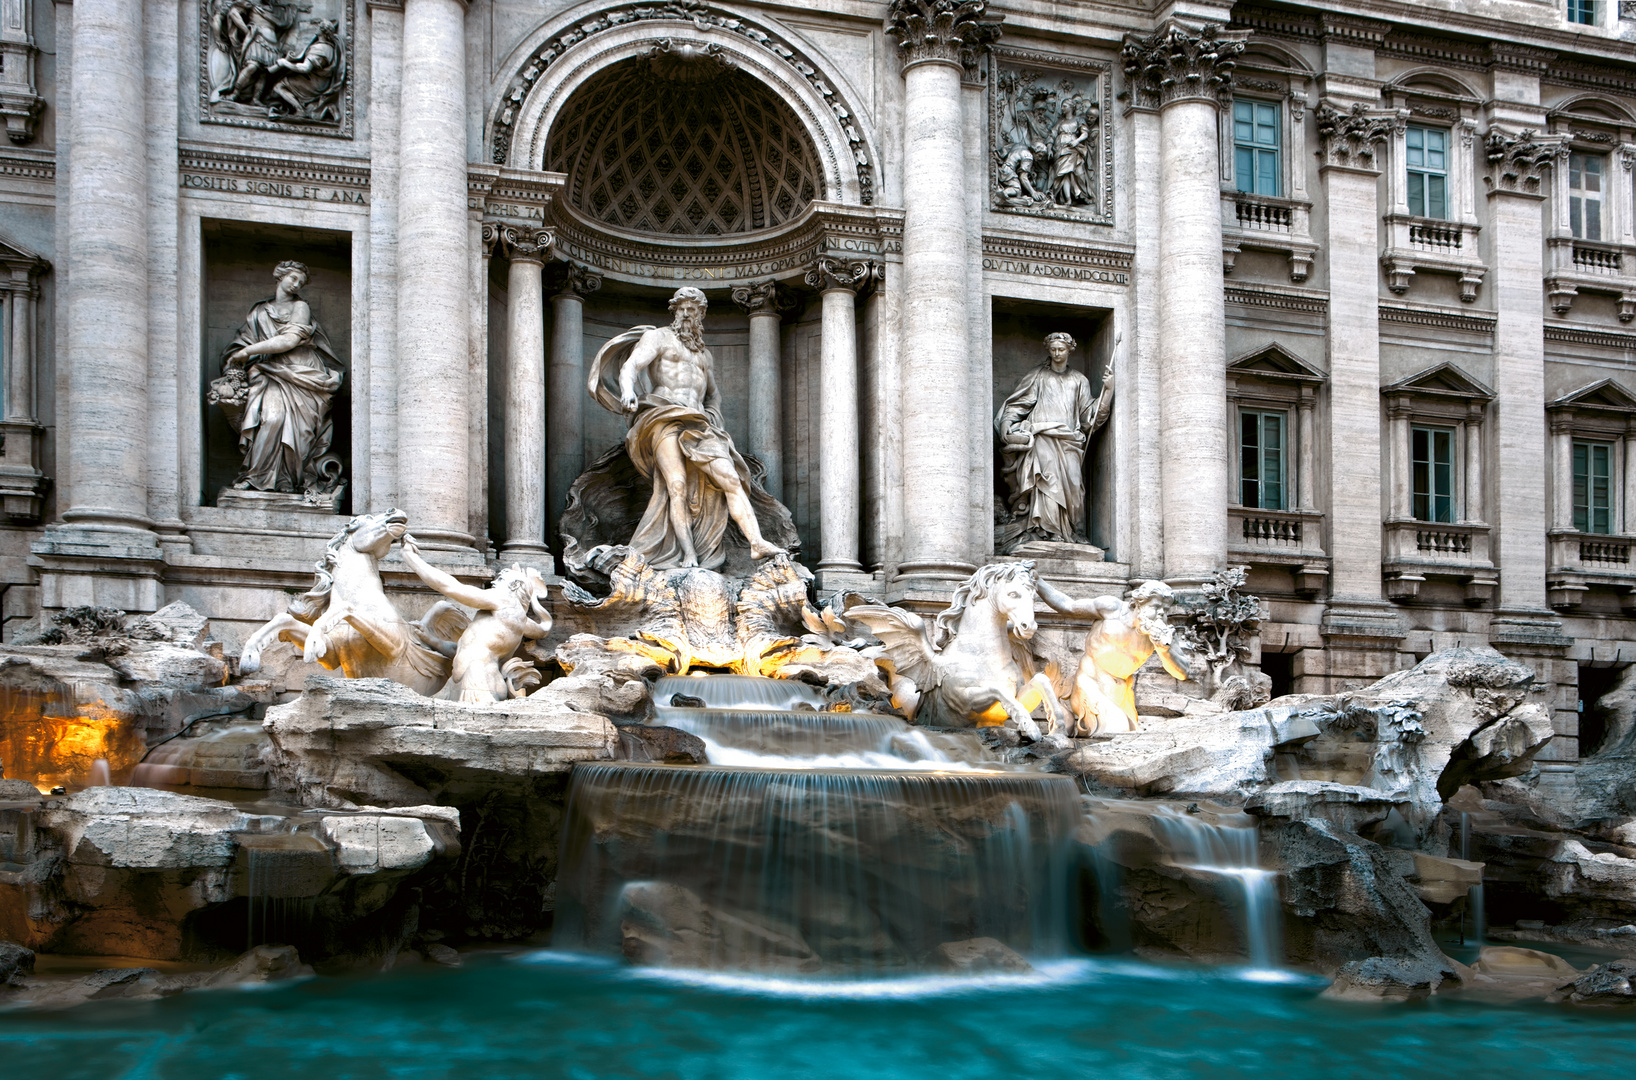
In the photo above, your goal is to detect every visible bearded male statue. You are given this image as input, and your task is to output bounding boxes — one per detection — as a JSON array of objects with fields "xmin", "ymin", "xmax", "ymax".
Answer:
[
  {"xmin": 569, "ymin": 287, "xmax": 797, "ymax": 574},
  {"xmin": 1036, "ymin": 577, "xmax": 1188, "ymax": 736}
]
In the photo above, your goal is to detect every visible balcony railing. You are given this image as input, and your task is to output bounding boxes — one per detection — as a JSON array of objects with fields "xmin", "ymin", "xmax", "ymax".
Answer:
[
  {"xmin": 1572, "ymin": 243, "xmax": 1623, "ymax": 274},
  {"xmin": 1409, "ymin": 221, "xmax": 1463, "ymax": 251},
  {"xmin": 1240, "ymin": 513, "xmax": 1302, "ymax": 547},
  {"xmin": 1548, "ymin": 529, "xmax": 1636, "ymax": 610},
  {"xmin": 1234, "ymin": 198, "xmax": 1292, "ymax": 233}
]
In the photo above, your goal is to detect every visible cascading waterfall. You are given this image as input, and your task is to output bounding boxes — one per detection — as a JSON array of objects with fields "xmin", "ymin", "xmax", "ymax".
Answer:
[
  {"xmin": 556, "ymin": 675, "xmax": 1080, "ymax": 976},
  {"xmin": 1149, "ymin": 808, "xmax": 1283, "ymax": 969},
  {"xmin": 1460, "ymin": 811, "xmax": 1485, "ymax": 944}
]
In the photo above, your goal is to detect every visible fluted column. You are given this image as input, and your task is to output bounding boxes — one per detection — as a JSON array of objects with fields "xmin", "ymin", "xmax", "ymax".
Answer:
[
  {"xmin": 807, "ymin": 259, "xmax": 877, "ymax": 572},
  {"xmin": 886, "ymin": 0, "xmax": 1000, "ymax": 585},
  {"xmin": 731, "ymin": 279, "xmax": 790, "ymax": 500},
  {"xmin": 494, "ymin": 226, "xmax": 552, "ymax": 560},
  {"xmin": 1123, "ymin": 22, "xmax": 1245, "ymax": 585},
  {"xmin": 60, "ymin": 0, "xmax": 150, "ymax": 537},
  {"xmin": 397, "ymin": 0, "xmax": 471, "ymax": 549},
  {"xmin": 547, "ymin": 260, "xmax": 600, "ymax": 545}
]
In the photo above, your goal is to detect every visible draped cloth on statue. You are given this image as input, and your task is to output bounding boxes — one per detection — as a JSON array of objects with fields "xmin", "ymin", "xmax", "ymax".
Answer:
[
  {"xmin": 995, "ymin": 364, "xmax": 1106, "ymax": 547},
  {"xmin": 228, "ymin": 301, "xmax": 344, "ymax": 493}
]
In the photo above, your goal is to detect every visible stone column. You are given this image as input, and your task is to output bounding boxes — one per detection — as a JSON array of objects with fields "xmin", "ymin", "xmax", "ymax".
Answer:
[
  {"xmin": 57, "ymin": 0, "xmax": 151, "ymax": 540},
  {"xmin": 368, "ymin": 0, "xmax": 403, "ymax": 512},
  {"xmin": 1485, "ymin": 130, "xmax": 1564, "ymax": 637},
  {"xmin": 396, "ymin": 0, "xmax": 471, "ymax": 550},
  {"xmin": 885, "ymin": 0, "xmax": 1000, "ymax": 586},
  {"xmin": 1122, "ymin": 22, "xmax": 1245, "ymax": 585},
  {"xmin": 1465, "ymin": 403, "xmax": 1486, "ymax": 523},
  {"xmin": 1296, "ymin": 387, "xmax": 1316, "ymax": 511},
  {"xmin": 730, "ymin": 279, "xmax": 790, "ymax": 501},
  {"xmin": 494, "ymin": 226, "xmax": 552, "ymax": 561},
  {"xmin": 1624, "ymin": 423, "xmax": 1636, "ymax": 534},
  {"xmin": 806, "ymin": 258, "xmax": 877, "ymax": 573},
  {"xmin": 546, "ymin": 260, "xmax": 600, "ymax": 545},
  {"xmin": 1308, "ymin": 97, "xmax": 1404, "ymax": 648},
  {"xmin": 1550, "ymin": 419, "xmax": 1572, "ymax": 531}
]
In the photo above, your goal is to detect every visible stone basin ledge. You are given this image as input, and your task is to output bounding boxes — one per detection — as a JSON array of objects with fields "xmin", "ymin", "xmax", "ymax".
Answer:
[{"xmin": 264, "ymin": 675, "xmax": 622, "ymax": 810}]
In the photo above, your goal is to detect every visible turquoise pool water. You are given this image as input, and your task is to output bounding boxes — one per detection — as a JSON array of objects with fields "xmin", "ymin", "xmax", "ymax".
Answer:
[{"xmin": 1, "ymin": 951, "xmax": 1631, "ymax": 1080}]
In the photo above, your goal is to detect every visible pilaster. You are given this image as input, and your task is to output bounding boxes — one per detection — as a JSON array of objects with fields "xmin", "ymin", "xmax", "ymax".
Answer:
[{"xmin": 731, "ymin": 278, "xmax": 795, "ymax": 502}]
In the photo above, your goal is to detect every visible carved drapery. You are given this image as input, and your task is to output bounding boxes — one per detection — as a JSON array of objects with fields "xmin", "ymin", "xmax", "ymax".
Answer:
[
  {"xmin": 1314, "ymin": 101, "xmax": 1401, "ymax": 172},
  {"xmin": 1120, "ymin": 21, "xmax": 1247, "ymax": 110},
  {"xmin": 884, "ymin": 0, "xmax": 1002, "ymax": 74},
  {"xmin": 1484, "ymin": 128, "xmax": 1561, "ymax": 195}
]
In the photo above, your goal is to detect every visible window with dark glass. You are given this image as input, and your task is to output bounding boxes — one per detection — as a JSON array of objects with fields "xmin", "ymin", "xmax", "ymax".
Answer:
[
  {"xmin": 1574, "ymin": 440, "xmax": 1614, "ymax": 534},
  {"xmin": 1239, "ymin": 409, "xmax": 1286, "ymax": 510},
  {"xmin": 1406, "ymin": 126, "xmax": 1448, "ymax": 220},
  {"xmin": 1567, "ymin": 0, "xmax": 1599, "ymax": 25},
  {"xmin": 1570, "ymin": 153, "xmax": 1605, "ymax": 242},
  {"xmin": 1412, "ymin": 425, "xmax": 1455, "ymax": 523},
  {"xmin": 1233, "ymin": 100, "xmax": 1281, "ymax": 198}
]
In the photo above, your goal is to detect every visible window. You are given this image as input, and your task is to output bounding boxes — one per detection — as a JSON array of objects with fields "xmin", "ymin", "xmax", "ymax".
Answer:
[
  {"xmin": 1574, "ymin": 441, "xmax": 1614, "ymax": 534},
  {"xmin": 1412, "ymin": 425, "xmax": 1456, "ymax": 523},
  {"xmin": 1239, "ymin": 409, "xmax": 1286, "ymax": 509},
  {"xmin": 1567, "ymin": 0, "xmax": 1598, "ymax": 24},
  {"xmin": 1569, "ymin": 153, "xmax": 1605, "ymax": 241},
  {"xmin": 1233, "ymin": 100, "xmax": 1281, "ymax": 198},
  {"xmin": 1406, "ymin": 126, "xmax": 1448, "ymax": 219}
]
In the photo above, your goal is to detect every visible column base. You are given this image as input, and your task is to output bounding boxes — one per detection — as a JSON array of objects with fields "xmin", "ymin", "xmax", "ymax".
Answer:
[
  {"xmin": 893, "ymin": 559, "xmax": 977, "ymax": 591},
  {"xmin": 497, "ymin": 543, "xmax": 556, "ymax": 577},
  {"xmin": 814, "ymin": 565, "xmax": 878, "ymax": 596},
  {"xmin": 1489, "ymin": 608, "xmax": 1572, "ymax": 654},
  {"xmin": 29, "ymin": 522, "xmax": 165, "ymax": 614},
  {"xmin": 404, "ymin": 526, "xmax": 482, "ymax": 557}
]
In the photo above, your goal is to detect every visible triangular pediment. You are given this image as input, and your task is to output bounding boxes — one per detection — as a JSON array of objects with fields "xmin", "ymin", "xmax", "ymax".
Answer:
[
  {"xmin": 1228, "ymin": 343, "xmax": 1326, "ymax": 383},
  {"xmin": 0, "ymin": 231, "xmax": 47, "ymax": 274},
  {"xmin": 1383, "ymin": 362, "xmax": 1493, "ymax": 401},
  {"xmin": 1549, "ymin": 378, "xmax": 1636, "ymax": 414}
]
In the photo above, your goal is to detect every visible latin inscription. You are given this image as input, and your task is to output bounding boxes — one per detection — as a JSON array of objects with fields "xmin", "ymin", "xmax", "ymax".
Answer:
[
  {"xmin": 981, "ymin": 257, "xmax": 1128, "ymax": 285},
  {"xmin": 180, "ymin": 173, "xmax": 369, "ymax": 205}
]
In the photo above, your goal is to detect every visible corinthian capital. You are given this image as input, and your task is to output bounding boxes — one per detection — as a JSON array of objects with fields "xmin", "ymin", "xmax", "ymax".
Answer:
[
  {"xmin": 1121, "ymin": 21, "xmax": 1247, "ymax": 109},
  {"xmin": 546, "ymin": 260, "xmax": 602, "ymax": 297},
  {"xmin": 1314, "ymin": 101, "xmax": 1403, "ymax": 172},
  {"xmin": 884, "ymin": 0, "xmax": 1003, "ymax": 75},
  {"xmin": 804, "ymin": 258, "xmax": 880, "ymax": 295},
  {"xmin": 730, "ymin": 278, "xmax": 796, "ymax": 315},
  {"xmin": 1483, "ymin": 128, "xmax": 1562, "ymax": 195}
]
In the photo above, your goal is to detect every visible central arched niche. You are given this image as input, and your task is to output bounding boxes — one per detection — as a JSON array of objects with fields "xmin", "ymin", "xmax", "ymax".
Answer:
[{"xmin": 545, "ymin": 53, "xmax": 822, "ymax": 236}]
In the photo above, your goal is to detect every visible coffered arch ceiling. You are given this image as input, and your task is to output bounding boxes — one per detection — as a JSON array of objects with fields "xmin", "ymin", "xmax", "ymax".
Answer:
[{"xmin": 546, "ymin": 58, "xmax": 822, "ymax": 237}]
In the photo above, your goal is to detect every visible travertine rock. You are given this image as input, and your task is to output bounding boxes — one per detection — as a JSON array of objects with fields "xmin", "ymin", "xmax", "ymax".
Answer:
[
  {"xmin": 263, "ymin": 675, "xmax": 620, "ymax": 809},
  {"xmin": 933, "ymin": 937, "xmax": 1034, "ymax": 974},
  {"xmin": 1549, "ymin": 960, "xmax": 1636, "ymax": 1005},
  {"xmin": 1246, "ymin": 781, "xmax": 1408, "ymax": 834}
]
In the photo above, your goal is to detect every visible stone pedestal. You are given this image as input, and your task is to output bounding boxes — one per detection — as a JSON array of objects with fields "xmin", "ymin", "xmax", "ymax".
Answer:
[{"xmin": 395, "ymin": 0, "xmax": 473, "ymax": 553}]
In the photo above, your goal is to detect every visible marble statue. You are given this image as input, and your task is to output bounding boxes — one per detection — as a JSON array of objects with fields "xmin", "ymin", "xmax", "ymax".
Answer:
[
  {"xmin": 209, "ymin": 260, "xmax": 345, "ymax": 506},
  {"xmin": 399, "ymin": 536, "xmax": 553, "ymax": 703},
  {"xmin": 581, "ymin": 287, "xmax": 790, "ymax": 572},
  {"xmin": 995, "ymin": 332, "xmax": 1113, "ymax": 551},
  {"xmin": 847, "ymin": 562, "xmax": 1070, "ymax": 739},
  {"xmin": 238, "ymin": 510, "xmax": 469, "ymax": 696},
  {"xmin": 1036, "ymin": 578, "xmax": 1188, "ymax": 736}
]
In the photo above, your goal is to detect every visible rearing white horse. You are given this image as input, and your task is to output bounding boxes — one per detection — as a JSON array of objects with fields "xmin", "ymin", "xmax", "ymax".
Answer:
[
  {"xmin": 846, "ymin": 562, "xmax": 1069, "ymax": 739},
  {"xmin": 238, "ymin": 510, "xmax": 468, "ymax": 696}
]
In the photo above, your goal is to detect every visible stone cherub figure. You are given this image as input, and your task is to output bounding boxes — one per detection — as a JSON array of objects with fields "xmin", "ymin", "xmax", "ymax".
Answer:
[
  {"xmin": 209, "ymin": 260, "xmax": 345, "ymax": 504},
  {"xmin": 995, "ymin": 332, "xmax": 1113, "ymax": 551},
  {"xmin": 399, "ymin": 534, "xmax": 553, "ymax": 703},
  {"xmin": 1036, "ymin": 578, "xmax": 1188, "ymax": 736},
  {"xmin": 583, "ymin": 286, "xmax": 789, "ymax": 571}
]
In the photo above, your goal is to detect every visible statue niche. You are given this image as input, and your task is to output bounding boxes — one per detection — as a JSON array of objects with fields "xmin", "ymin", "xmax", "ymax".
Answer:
[
  {"xmin": 209, "ymin": 259, "xmax": 346, "ymax": 511},
  {"xmin": 561, "ymin": 286, "xmax": 799, "ymax": 578},
  {"xmin": 995, "ymin": 331, "xmax": 1112, "ymax": 554}
]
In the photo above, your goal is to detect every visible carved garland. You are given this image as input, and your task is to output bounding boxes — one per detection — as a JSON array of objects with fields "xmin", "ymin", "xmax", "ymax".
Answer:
[{"xmin": 491, "ymin": 0, "xmax": 876, "ymax": 205}]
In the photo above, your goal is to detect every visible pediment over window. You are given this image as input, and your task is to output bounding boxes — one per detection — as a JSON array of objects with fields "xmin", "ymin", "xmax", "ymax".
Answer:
[
  {"xmin": 0, "ymin": 232, "xmax": 48, "ymax": 277},
  {"xmin": 1548, "ymin": 378, "xmax": 1636, "ymax": 415},
  {"xmin": 1383, "ymin": 362, "xmax": 1493, "ymax": 402},
  {"xmin": 1228, "ymin": 343, "xmax": 1325, "ymax": 384}
]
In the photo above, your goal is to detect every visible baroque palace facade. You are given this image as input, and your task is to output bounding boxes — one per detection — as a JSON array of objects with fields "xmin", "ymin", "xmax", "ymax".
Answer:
[{"xmin": 1, "ymin": 0, "xmax": 1635, "ymax": 779}]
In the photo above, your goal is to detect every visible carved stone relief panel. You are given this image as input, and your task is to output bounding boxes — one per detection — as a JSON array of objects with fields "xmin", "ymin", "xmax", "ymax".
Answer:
[
  {"xmin": 199, "ymin": 0, "xmax": 354, "ymax": 138},
  {"xmin": 989, "ymin": 48, "xmax": 1112, "ymax": 224}
]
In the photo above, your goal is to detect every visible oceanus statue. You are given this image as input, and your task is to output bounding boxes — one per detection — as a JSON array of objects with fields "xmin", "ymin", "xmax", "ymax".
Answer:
[{"xmin": 845, "ymin": 561, "xmax": 1070, "ymax": 740}]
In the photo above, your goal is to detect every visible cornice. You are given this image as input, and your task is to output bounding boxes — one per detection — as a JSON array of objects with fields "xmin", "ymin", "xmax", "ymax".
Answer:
[
  {"xmin": 177, "ymin": 143, "xmax": 369, "ymax": 189},
  {"xmin": 0, "ymin": 148, "xmax": 53, "ymax": 183},
  {"xmin": 1546, "ymin": 323, "xmax": 1636, "ymax": 352},
  {"xmin": 1224, "ymin": 284, "xmax": 1328, "ymax": 315},
  {"xmin": 1379, "ymin": 303, "xmax": 1496, "ymax": 336},
  {"xmin": 982, "ymin": 234, "xmax": 1133, "ymax": 272}
]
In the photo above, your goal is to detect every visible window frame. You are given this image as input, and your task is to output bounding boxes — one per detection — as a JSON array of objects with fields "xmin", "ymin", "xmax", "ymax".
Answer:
[
  {"xmin": 1232, "ymin": 99, "xmax": 1282, "ymax": 199},
  {"xmin": 1566, "ymin": 0, "xmax": 1600, "ymax": 26},
  {"xmin": 1410, "ymin": 423, "xmax": 1458, "ymax": 524},
  {"xmin": 1238, "ymin": 406, "xmax": 1289, "ymax": 510},
  {"xmin": 1404, "ymin": 124, "xmax": 1451, "ymax": 221},
  {"xmin": 1573, "ymin": 439, "xmax": 1615, "ymax": 535},
  {"xmin": 1568, "ymin": 151, "xmax": 1606, "ymax": 242}
]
